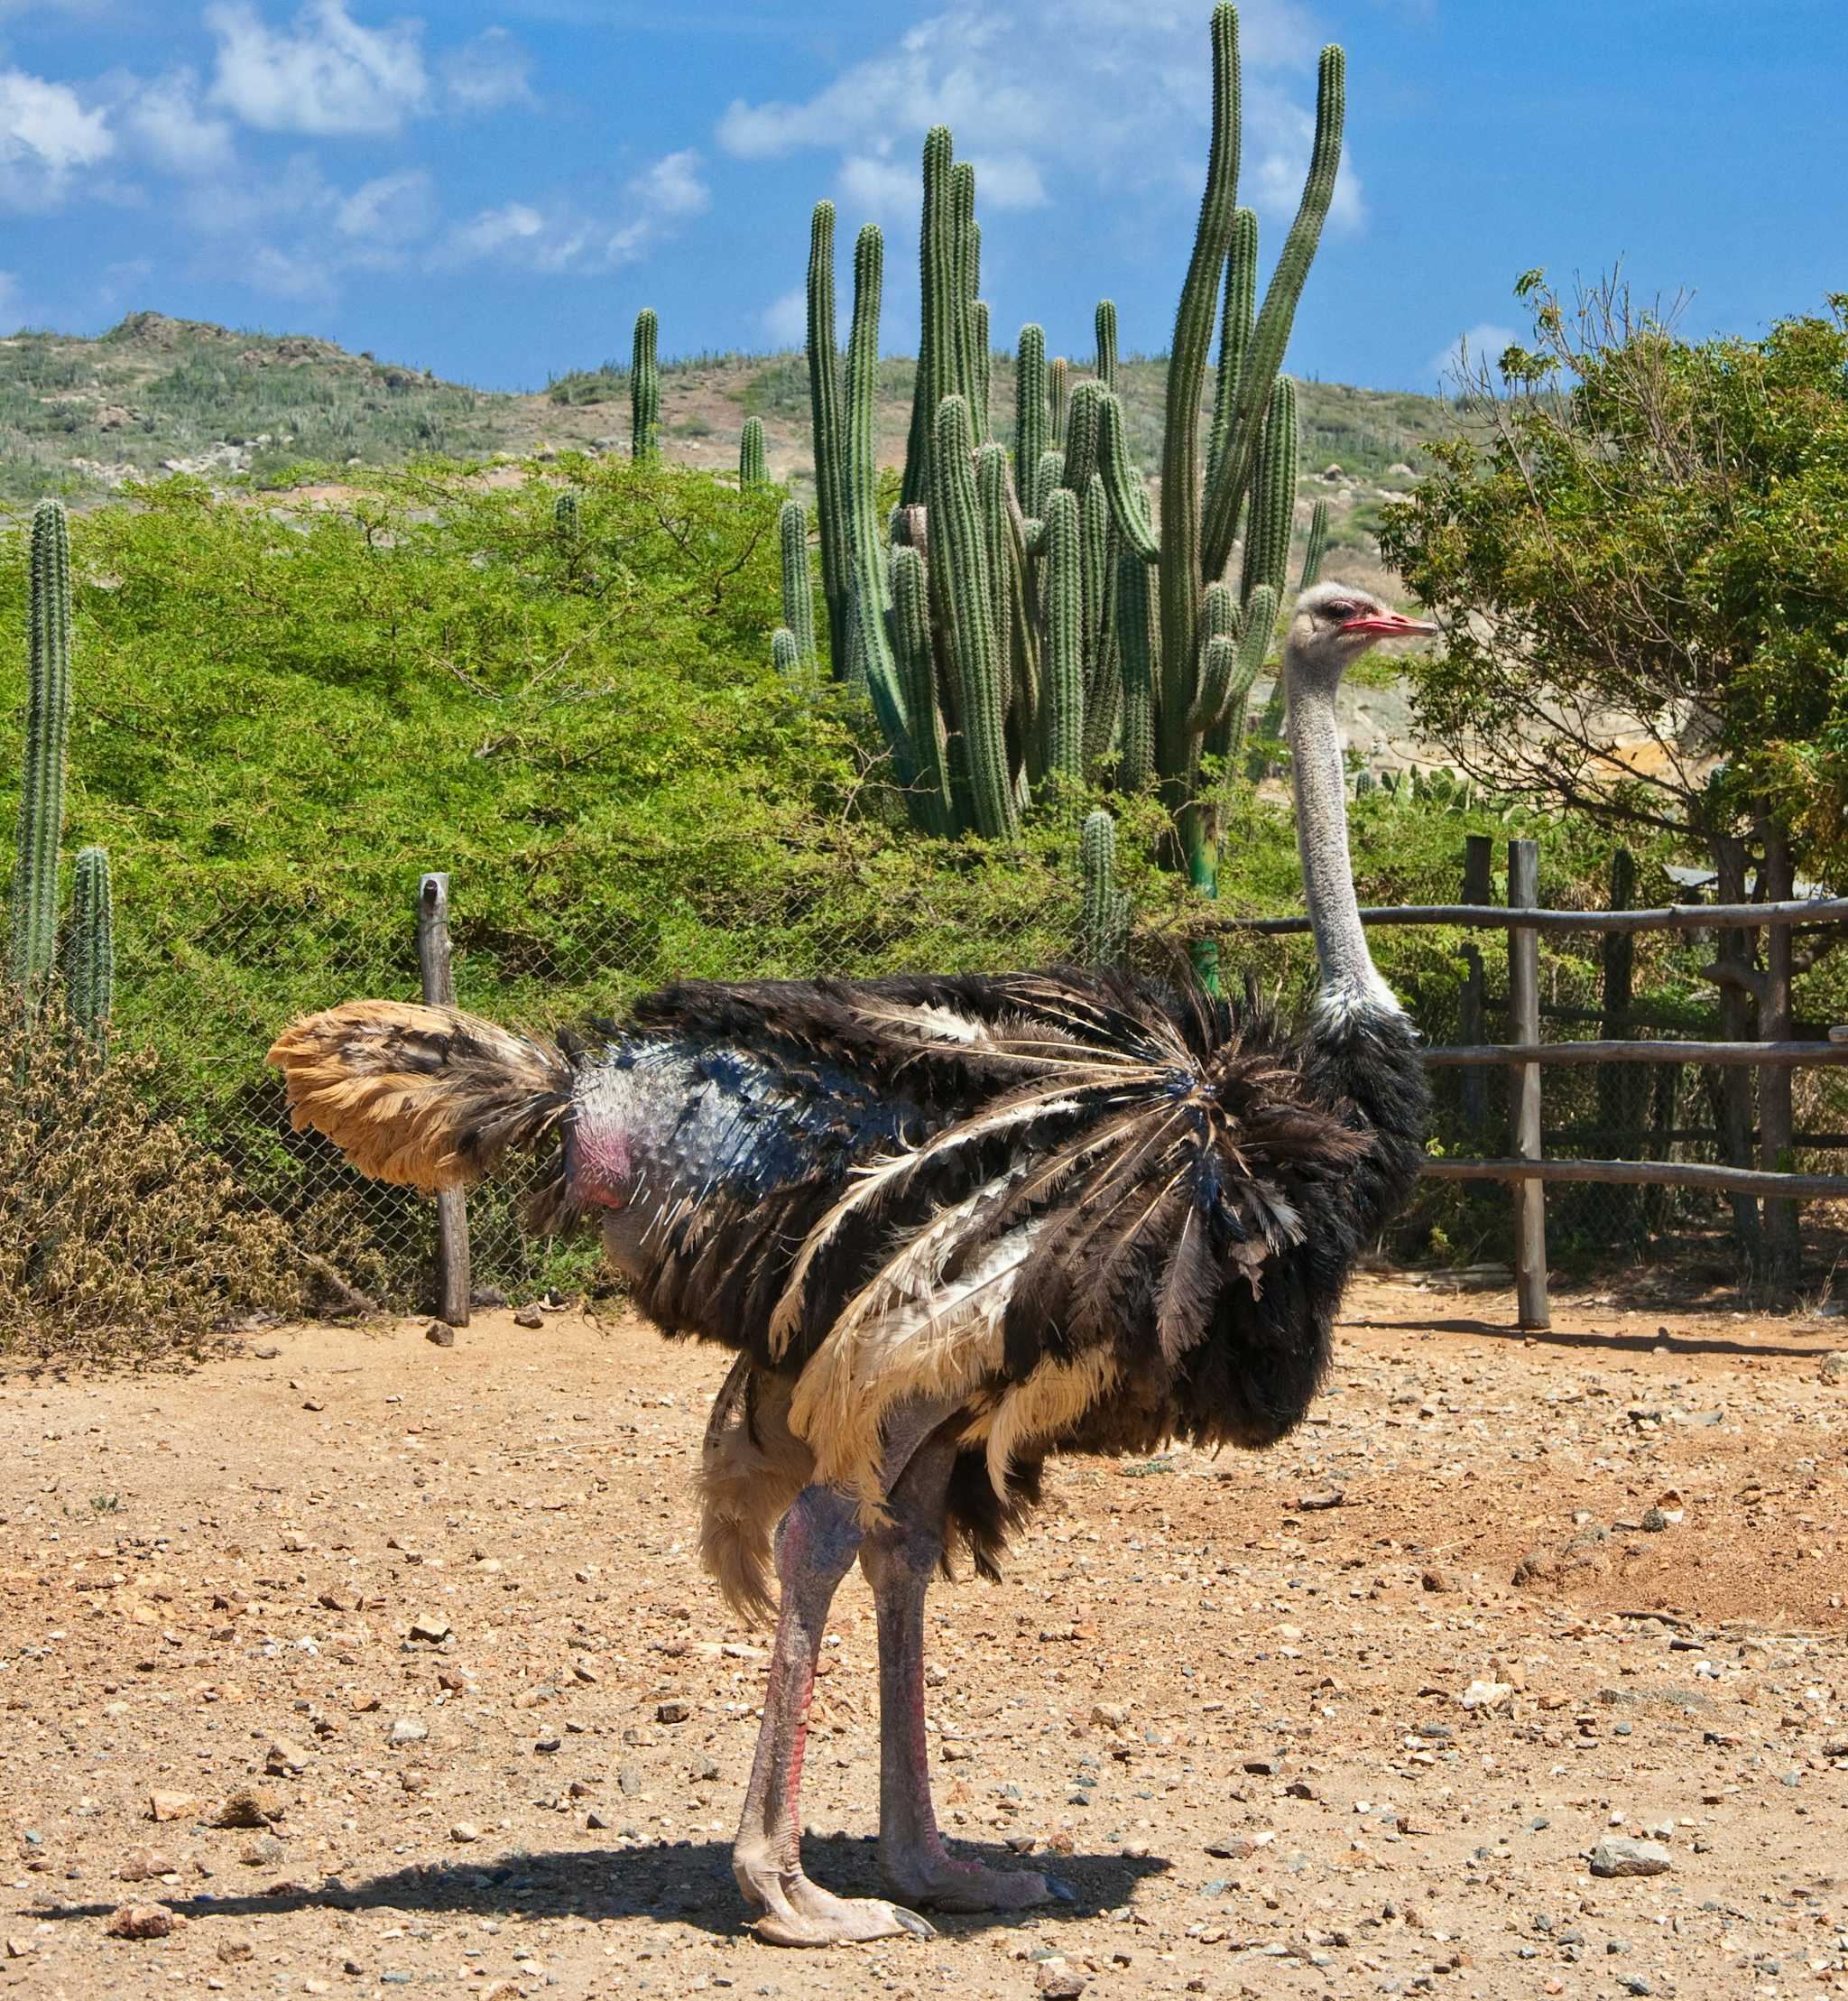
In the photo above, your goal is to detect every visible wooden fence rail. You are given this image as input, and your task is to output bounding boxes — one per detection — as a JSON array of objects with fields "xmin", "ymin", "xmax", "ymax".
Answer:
[{"xmin": 1221, "ymin": 838, "xmax": 1848, "ymax": 1329}]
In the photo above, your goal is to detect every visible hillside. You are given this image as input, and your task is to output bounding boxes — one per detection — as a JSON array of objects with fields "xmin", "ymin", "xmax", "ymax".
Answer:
[{"xmin": 1, "ymin": 312, "xmax": 1459, "ymax": 583}]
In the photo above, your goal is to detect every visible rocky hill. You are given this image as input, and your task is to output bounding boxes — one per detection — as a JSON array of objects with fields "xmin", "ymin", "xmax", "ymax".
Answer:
[{"xmin": 1, "ymin": 313, "xmax": 1458, "ymax": 582}]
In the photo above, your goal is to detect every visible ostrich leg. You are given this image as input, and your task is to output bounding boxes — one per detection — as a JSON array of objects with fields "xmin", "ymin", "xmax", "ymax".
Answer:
[
  {"xmin": 731, "ymin": 1401, "xmax": 952, "ymax": 1948},
  {"xmin": 863, "ymin": 1436, "xmax": 1073, "ymax": 1913}
]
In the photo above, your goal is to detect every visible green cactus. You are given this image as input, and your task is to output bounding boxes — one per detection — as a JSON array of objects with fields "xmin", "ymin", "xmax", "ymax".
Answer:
[
  {"xmin": 771, "ymin": 626, "xmax": 803, "ymax": 678},
  {"xmin": 629, "ymin": 308, "xmax": 660, "ymax": 464},
  {"xmin": 1115, "ymin": 551, "xmax": 1159, "ymax": 793},
  {"xmin": 9, "ymin": 498, "xmax": 73, "ymax": 994},
  {"xmin": 844, "ymin": 225, "xmax": 909, "ymax": 753},
  {"xmin": 805, "ymin": 203, "xmax": 851, "ymax": 672},
  {"xmin": 1238, "ymin": 376, "xmax": 1298, "ymax": 611},
  {"xmin": 930, "ymin": 396, "xmax": 1016, "ymax": 840},
  {"xmin": 1298, "ymin": 496, "xmax": 1329, "ymax": 590},
  {"xmin": 552, "ymin": 490, "xmax": 579, "ymax": 544},
  {"xmin": 738, "ymin": 415, "xmax": 767, "ymax": 487},
  {"xmin": 66, "ymin": 843, "xmax": 112, "ymax": 1048},
  {"xmin": 778, "ymin": 501, "xmax": 818, "ymax": 670},
  {"xmin": 891, "ymin": 542, "xmax": 951, "ymax": 833},
  {"xmin": 1040, "ymin": 487, "xmax": 1084, "ymax": 783},
  {"xmin": 1078, "ymin": 809, "xmax": 1132, "ymax": 967},
  {"xmin": 1015, "ymin": 324, "xmax": 1047, "ymax": 514},
  {"xmin": 1095, "ymin": 299, "xmax": 1119, "ymax": 392},
  {"xmin": 1049, "ymin": 357, "xmax": 1069, "ymax": 449}
]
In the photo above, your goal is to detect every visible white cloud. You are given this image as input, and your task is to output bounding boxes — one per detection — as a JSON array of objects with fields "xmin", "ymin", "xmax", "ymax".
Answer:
[
  {"xmin": 1429, "ymin": 320, "xmax": 1516, "ymax": 390},
  {"xmin": 438, "ymin": 149, "xmax": 709, "ymax": 275},
  {"xmin": 0, "ymin": 67, "xmax": 114, "ymax": 208},
  {"xmin": 206, "ymin": 0, "xmax": 427, "ymax": 137},
  {"xmin": 0, "ymin": 270, "xmax": 22, "ymax": 327},
  {"xmin": 121, "ymin": 68, "xmax": 236, "ymax": 176},
  {"xmin": 757, "ymin": 285, "xmax": 808, "ymax": 347},
  {"xmin": 716, "ymin": 1, "xmax": 1339, "ymax": 231},
  {"xmin": 439, "ymin": 27, "xmax": 534, "ymax": 114},
  {"xmin": 248, "ymin": 239, "xmax": 337, "ymax": 301},
  {"xmin": 836, "ymin": 153, "xmax": 917, "ymax": 223},
  {"xmin": 335, "ymin": 165, "xmax": 434, "ymax": 244}
]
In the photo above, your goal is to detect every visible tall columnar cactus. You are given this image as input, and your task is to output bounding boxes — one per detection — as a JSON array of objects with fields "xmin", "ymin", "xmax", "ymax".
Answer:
[
  {"xmin": 1078, "ymin": 809, "xmax": 1132, "ymax": 966},
  {"xmin": 787, "ymin": 4, "xmax": 1343, "ymax": 928},
  {"xmin": 630, "ymin": 308, "xmax": 660, "ymax": 464},
  {"xmin": 66, "ymin": 843, "xmax": 112, "ymax": 1047},
  {"xmin": 9, "ymin": 498, "xmax": 73, "ymax": 993},
  {"xmin": 777, "ymin": 501, "xmax": 818, "ymax": 670},
  {"xmin": 738, "ymin": 415, "xmax": 767, "ymax": 487},
  {"xmin": 1298, "ymin": 497, "xmax": 1329, "ymax": 590},
  {"xmin": 552, "ymin": 490, "xmax": 579, "ymax": 544}
]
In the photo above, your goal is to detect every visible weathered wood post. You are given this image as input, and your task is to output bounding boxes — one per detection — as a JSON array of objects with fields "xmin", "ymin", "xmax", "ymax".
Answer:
[
  {"xmin": 1458, "ymin": 834, "xmax": 1492, "ymax": 1140},
  {"xmin": 1507, "ymin": 838, "xmax": 1549, "ymax": 1329},
  {"xmin": 1596, "ymin": 848, "xmax": 1642, "ymax": 1237},
  {"xmin": 1760, "ymin": 826, "xmax": 1799, "ymax": 1291},
  {"xmin": 418, "ymin": 872, "xmax": 471, "ymax": 1328}
]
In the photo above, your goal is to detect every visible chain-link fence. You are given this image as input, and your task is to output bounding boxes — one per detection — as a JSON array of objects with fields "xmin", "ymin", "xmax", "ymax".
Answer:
[{"xmin": 107, "ymin": 840, "xmax": 1848, "ymax": 1316}]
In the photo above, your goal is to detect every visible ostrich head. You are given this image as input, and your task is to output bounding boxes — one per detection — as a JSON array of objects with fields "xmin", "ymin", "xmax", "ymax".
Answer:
[{"xmin": 1285, "ymin": 581, "xmax": 1438, "ymax": 693}]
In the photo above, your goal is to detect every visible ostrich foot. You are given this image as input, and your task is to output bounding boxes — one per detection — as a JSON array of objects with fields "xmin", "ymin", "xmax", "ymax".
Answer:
[
  {"xmin": 737, "ymin": 1860, "xmax": 936, "ymax": 1948},
  {"xmin": 882, "ymin": 1840, "xmax": 1076, "ymax": 1914}
]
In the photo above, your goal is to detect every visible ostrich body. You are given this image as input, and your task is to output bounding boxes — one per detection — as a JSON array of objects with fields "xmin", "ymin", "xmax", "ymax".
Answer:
[{"xmin": 270, "ymin": 582, "xmax": 1434, "ymax": 1946}]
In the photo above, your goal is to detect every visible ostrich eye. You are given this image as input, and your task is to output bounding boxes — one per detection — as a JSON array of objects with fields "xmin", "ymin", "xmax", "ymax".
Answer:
[{"xmin": 1326, "ymin": 602, "xmax": 1357, "ymax": 622}]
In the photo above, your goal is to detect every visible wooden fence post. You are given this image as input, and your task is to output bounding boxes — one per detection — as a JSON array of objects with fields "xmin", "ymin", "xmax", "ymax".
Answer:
[
  {"xmin": 1760, "ymin": 826, "xmax": 1799, "ymax": 1290},
  {"xmin": 1459, "ymin": 834, "xmax": 1492, "ymax": 1139},
  {"xmin": 1507, "ymin": 838, "xmax": 1549, "ymax": 1329},
  {"xmin": 418, "ymin": 872, "xmax": 471, "ymax": 1328}
]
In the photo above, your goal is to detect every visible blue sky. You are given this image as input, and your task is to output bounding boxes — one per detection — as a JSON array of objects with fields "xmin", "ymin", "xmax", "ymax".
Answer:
[{"xmin": 2, "ymin": 0, "xmax": 1844, "ymax": 394}]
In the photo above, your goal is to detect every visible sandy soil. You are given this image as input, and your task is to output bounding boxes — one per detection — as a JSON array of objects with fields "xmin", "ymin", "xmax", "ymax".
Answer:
[{"xmin": 1, "ymin": 1275, "xmax": 1843, "ymax": 2000}]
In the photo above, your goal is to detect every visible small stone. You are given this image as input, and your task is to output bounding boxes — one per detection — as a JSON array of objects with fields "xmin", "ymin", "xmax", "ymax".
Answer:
[
  {"xmin": 1204, "ymin": 1834, "xmax": 1258, "ymax": 1859},
  {"xmin": 655, "ymin": 1700, "xmax": 690, "ymax": 1725},
  {"xmin": 1296, "ymin": 1488, "xmax": 1344, "ymax": 1511},
  {"xmin": 449, "ymin": 1822, "xmax": 481, "ymax": 1844},
  {"xmin": 1089, "ymin": 1702, "xmax": 1129, "ymax": 1730},
  {"xmin": 423, "ymin": 1320, "xmax": 456, "ymax": 1348},
  {"xmin": 1036, "ymin": 1970, "xmax": 1087, "ymax": 1999},
  {"xmin": 238, "ymin": 1834, "xmax": 286, "ymax": 1867},
  {"xmin": 1640, "ymin": 1505, "xmax": 1671, "ymax": 1533},
  {"xmin": 1589, "ymin": 1837, "xmax": 1674, "ymax": 1878},
  {"xmin": 1461, "ymin": 1680, "xmax": 1513, "ymax": 1710},
  {"xmin": 408, "ymin": 1613, "xmax": 451, "ymax": 1644},
  {"xmin": 388, "ymin": 1717, "xmax": 428, "ymax": 1747},
  {"xmin": 117, "ymin": 1847, "xmax": 175, "ymax": 1881},
  {"xmin": 147, "ymin": 1790, "xmax": 200, "ymax": 1823},
  {"xmin": 210, "ymin": 1789, "xmax": 283, "ymax": 1829},
  {"xmin": 513, "ymin": 1305, "xmax": 545, "ymax": 1330},
  {"xmin": 4, "ymin": 1937, "xmax": 34, "ymax": 1958},
  {"xmin": 617, "ymin": 1765, "xmax": 643, "ymax": 1796},
  {"xmin": 252, "ymin": 1344, "xmax": 282, "ymax": 1360},
  {"xmin": 105, "ymin": 1903, "xmax": 181, "ymax": 1940},
  {"xmin": 533, "ymin": 1732, "xmax": 562, "ymax": 1754},
  {"xmin": 1421, "ymin": 1566, "xmax": 1463, "ymax": 1595},
  {"xmin": 264, "ymin": 1737, "xmax": 313, "ymax": 1775},
  {"xmin": 1819, "ymin": 1350, "xmax": 1848, "ymax": 1383},
  {"xmin": 217, "ymin": 1939, "xmax": 254, "ymax": 1963}
]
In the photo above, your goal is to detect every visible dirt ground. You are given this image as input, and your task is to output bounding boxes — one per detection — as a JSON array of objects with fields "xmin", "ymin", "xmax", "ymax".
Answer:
[{"xmin": 0, "ymin": 1275, "xmax": 1843, "ymax": 2001}]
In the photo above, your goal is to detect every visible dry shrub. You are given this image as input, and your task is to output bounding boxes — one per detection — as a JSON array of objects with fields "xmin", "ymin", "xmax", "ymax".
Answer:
[{"xmin": 0, "ymin": 994, "xmax": 302, "ymax": 1359}]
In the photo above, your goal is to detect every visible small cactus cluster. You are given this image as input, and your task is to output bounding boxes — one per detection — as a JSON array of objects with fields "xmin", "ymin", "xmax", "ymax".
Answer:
[
  {"xmin": 552, "ymin": 490, "xmax": 579, "ymax": 543},
  {"xmin": 630, "ymin": 308, "xmax": 660, "ymax": 464},
  {"xmin": 1078, "ymin": 809, "xmax": 1132, "ymax": 967},
  {"xmin": 7, "ymin": 499, "xmax": 114, "ymax": 1046},
  {"xmin": 790, "ymin": 6, "xmax": 1345, "ymax": 974}
]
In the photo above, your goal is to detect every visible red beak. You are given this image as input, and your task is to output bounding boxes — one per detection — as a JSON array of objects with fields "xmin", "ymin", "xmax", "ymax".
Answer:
[{"xmin": 1344, "ymin": 610, "xmax": 1440, "ymax": 640}]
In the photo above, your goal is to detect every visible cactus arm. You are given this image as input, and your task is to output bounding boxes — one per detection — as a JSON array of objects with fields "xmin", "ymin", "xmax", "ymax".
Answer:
[
  {"xmin": 1205, "ymin": 207, "xmax": 1258, "ymax": 496},
  {"xmin": 66, "ymin": 844, "xmax": 112, "ymax": 1051},
  {"xmin": 1040, "ymin": 486, "xmax": 1084, "ymax": 783},
  {"xmin": 1095, "ymin": 298, "xmax": 1119, "ymax": 392},
  {"xmin": 1115, "ymin": 549, "xmax": 1159, "ymax": 793},
  {"xmin": 1201, "ymin": 44, "xmax": 1344, "ymax": 582},
  {"xmin": 843, "ymin": 224, "xmax": 910, "ymax": 749},
  {"xmin": 972, "ymin": 299, "xmax": 992, "ymax": 443},
  {"xmin": 1095, "ymin": 391, "xmax": 1160, "ymax": 561},
  {"xmin": 892, "ymin": 543, "xmax": 953, "ymax": 833},
  {"xmin": 1060, "ymin": 378, "xmax": 1104, "ymax": 495},
  {"xmin": 804, "ymin": 203, "xmax": 854, "ymax": 674},
  {"xmin": 1014, "ymin": 324, "xmax": 1047, "ymax": 514},
  {"xmin": 1298, "ymin": 496, "xmax": 1329, "ymax": 591},
  {"xmin": 9, "ymin": 497, "xmax": 73, "ymax": 994},
  {"xmin": 739, "ymin": 414, "xmax": 767, "ymax": 486},
  {"xmin": 950, "ymin": 160, "xmax": 983, "ymax": 440},
  {"xmin": 778, "ymin": 500, "xmax": 818, "ymax": 669},
  {"xmin": 771, "ymin": 626, "xmax": 803, "ymax": 676},
  {"xmin": 930, "ymin": 395, "xmax": 1018, "ymax": 840},
  {"xmin": 630, "ymin": 309, "xmax": 660, "ymax": 463},
  {"xmin": 552, "ymin": 490, "xmax": 579, "ymax": 544},
  {"xmin": 1079, "ymin": 809, "xmax": 1131, "ymax": 965},
  {"xmin": 1239, "ymin": 375, "xmax": 1298, "ymax": 609},
  {"xmin": 1049, "ymin": 356, "xmax": 1069, "ymax": 449}
]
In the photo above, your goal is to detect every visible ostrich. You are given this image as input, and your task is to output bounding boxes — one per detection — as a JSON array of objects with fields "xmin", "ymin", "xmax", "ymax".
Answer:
[{"xmin": 269, "ymin": 580, "xmax": 1435, "ymax": 1947}]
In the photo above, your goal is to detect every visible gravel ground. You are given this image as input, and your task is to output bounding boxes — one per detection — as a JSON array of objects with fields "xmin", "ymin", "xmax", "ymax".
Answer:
[{"xmin": 0, "ymin": 1275, "xmax": 1843, "ymax": 2000}]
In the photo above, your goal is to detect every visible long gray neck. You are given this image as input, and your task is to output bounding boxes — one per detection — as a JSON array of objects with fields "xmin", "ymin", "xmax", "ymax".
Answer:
[{"xmin": 1284, "ymin": 653, "xmax": 1400, "ymax": 1024}]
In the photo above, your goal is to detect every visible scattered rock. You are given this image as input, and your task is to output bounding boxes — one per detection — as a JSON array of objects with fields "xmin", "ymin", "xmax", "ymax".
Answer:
[
  {"xmin": 212, "ymin": 1789, "xmax": 283, "ymax": 1829},
  {"xmin": 655, "ymin": 1700, "xmax": 690, "ymax": 1724},
  {"xmin": 388, "ymin": 1717, "xmax": 429, "ymax": 1747},
  {"xmin": 1296, "ymin": 1488, "xmax": 1344, "ymax": 1512},
  {"xmin": 1421, "ymin": 1566, "xmax": 1463, "ymax": 1594},
  {"xmin": 1204, "ymin": 1834, "xmax": 1259, "ymax": 1859},
  {"xmin": 449, "ymin": 1822, "xmax": 481, "ymax": 1844},
  {"xmin": 1589, "ymin": 1837, "xmax": 1674, "ymax": 1878},
  {"xmin": 264, "ymin": 1737, "xmax": 313, "ymax": 1775},
  {"xmin": 1090, "ymin": 1702, "xmax": 1129, "ymax": 1730},
  {"xmin": 423, "ymin": 1320, "xmax": 456, "ymax": 1348},
  {"xmin": 1037, "ymin": 1969, "xmax": 1087, "ymax": 1999},
  {"xmin": 513, "ymin": 1305, "xmax": 546, "ymax": 1329},
  {"xmin": 106, "ymin": 1903, "xmax": 182, "ymax": 1940},
  {"xmin": 4, "ymin": 1936, "xmax": 35, "ymax": 1958},
  {"xmin": 408, "ymin": 1613, "xmax": 452, "ymax": 1643},
  {"xmin": 146, "ymin": 1790, "xmax": 200, "ymax": 1823},
  {"xmin": 1461, "ymin": 1680, "xmax": 1512, "ymax": 1710},
  {"xmin": 117, "ymin": 1847, "xmax": 175, "ymax": 1881},
  {"xmin": 1820, "ymin": 1350, "xmax": 1848, "ymax": 1384}
]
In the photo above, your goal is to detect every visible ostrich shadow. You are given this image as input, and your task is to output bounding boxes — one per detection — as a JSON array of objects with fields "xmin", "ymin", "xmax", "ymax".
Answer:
[{"xmin": 42, "ymin": 1835, "xmax": 1169, "ymax": 1941}]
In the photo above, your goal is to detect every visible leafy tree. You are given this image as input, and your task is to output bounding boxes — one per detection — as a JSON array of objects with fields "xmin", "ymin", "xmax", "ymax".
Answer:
[{"xmin": 1381, "ymin": 277, "xmax": 1848, "ymax": 1285}]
